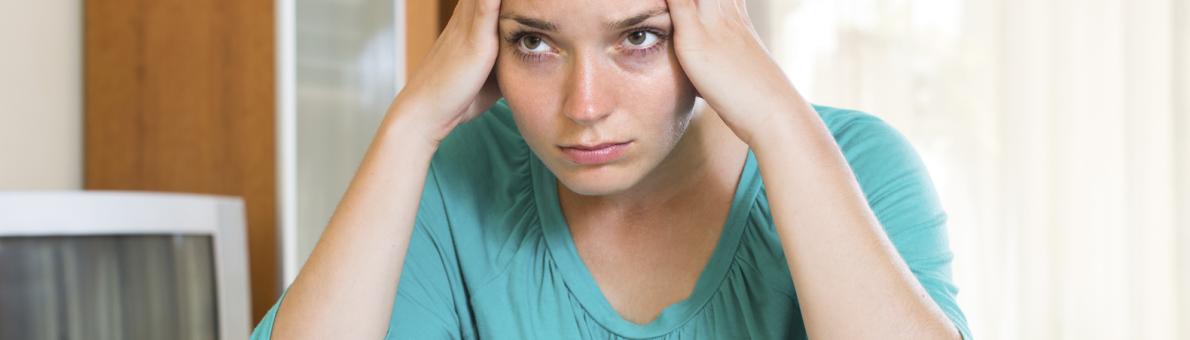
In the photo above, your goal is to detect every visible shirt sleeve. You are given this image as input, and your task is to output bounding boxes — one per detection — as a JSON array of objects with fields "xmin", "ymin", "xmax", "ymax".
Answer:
[
  {"xmin": 249, "ymin": 292, "xmax": 284, "ymax": 339},
  {"xmin": 831, "ymin": 110, "xmax": 974, "ymax": 340},
  {"xmin": 248, "ymin": 165, "xmax": 470, "ymax": 340}
]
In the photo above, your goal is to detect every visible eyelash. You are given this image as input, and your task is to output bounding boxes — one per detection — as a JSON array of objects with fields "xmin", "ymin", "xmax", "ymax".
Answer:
[
  {"xmin": 503, "ymin": 32, "xmax": 550, "ymax": 63},
  {"xmin": 623, "ymin": 29, "xmax": 670, "ymax": 57},
  {"xmin": 503, "ymin": 27, "xmax": 670, "ymax": 63}
]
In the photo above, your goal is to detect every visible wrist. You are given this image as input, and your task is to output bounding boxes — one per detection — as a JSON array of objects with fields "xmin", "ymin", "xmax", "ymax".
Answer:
[
  {"xmin": 747, "ymin": 102, "xmax": 829, "ymax": 156},
  {"xmin": 381, "ymin": 97, "xmax": 447, "ymax": 156}
]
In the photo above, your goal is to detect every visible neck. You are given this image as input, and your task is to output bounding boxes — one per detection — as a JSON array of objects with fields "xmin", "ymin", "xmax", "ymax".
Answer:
[{"xmin": 559, "ymin": 104, "xmax": 750, "ymax": 224}]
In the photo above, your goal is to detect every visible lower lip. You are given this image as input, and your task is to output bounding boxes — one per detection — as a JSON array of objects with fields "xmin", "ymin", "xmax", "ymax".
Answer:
[{"xmin": 560, "ymin": 142, "xmax": 631, "ymax": 165}]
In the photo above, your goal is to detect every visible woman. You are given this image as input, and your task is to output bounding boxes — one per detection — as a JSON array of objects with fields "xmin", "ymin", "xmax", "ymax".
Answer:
[{"xmin": 254, "ymin": 0, "xmax": 972, "ymax": 338}]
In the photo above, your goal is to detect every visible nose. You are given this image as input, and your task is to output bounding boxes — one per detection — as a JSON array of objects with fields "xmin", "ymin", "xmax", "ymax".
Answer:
[{"xmin": 561, "ymin": 55, "xmax": 614, "ymax": 126}]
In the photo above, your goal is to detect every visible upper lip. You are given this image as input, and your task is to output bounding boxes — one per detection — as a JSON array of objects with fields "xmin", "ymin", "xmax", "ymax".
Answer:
[{"xmin": 559, "ymin": 141, "xmax": 631, "ymax": 150}]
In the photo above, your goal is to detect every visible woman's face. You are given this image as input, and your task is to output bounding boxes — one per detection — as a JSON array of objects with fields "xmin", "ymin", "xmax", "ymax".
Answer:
[{"xmin": 496, "ymin": 0, "xmax": 698, "ymax": 196}]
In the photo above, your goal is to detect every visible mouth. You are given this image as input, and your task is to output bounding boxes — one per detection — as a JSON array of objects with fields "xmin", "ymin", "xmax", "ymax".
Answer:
[{"xmin": 558, "ymin": 141, "xmax": 632, "ymax": 165}]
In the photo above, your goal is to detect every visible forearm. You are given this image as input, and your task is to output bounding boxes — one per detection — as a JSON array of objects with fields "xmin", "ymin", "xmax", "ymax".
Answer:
[
  {"xmin": 750, "ymin": 98, "xmax": 959, "ymax": 339},
  {"xmin": 272, "ymin": 99, "xmax": 440, "ymax": 339}
]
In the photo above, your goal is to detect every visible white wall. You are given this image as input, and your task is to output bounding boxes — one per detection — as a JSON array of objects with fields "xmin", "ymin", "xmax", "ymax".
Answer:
[{"xmin": 0, "ymin": 0, "xmax": 82, "ymax": 190}]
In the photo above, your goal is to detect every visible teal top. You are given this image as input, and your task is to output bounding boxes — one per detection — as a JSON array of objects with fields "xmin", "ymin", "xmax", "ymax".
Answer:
[{"xmin": 252, "ymin": 100, "xmax": 973, "ymax": 339}]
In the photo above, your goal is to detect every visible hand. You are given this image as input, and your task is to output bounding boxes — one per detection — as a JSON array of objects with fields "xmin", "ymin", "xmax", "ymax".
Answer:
[
  {"xmin": 665, "ymin": 0, "xmax": 804, "ymax": 145},
  {"xmin": 390, "ymin": 0, "xmax": 503, "ymax": 146}
]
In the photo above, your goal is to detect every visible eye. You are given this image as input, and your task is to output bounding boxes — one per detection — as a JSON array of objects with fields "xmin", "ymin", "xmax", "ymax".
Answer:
[
  {"xmin": 518, "ymin": 35, "xmax": 551, "ymax": 54},
  {"xmin": 624, "ymin": 30, "xmax": 661, "ymax": 48}
]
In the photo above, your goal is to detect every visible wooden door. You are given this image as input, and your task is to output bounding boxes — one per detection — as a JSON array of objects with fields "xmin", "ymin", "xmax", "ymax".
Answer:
[{"xmin": 84, "ymin": 0, "xmax": 277, "ymax": 323}]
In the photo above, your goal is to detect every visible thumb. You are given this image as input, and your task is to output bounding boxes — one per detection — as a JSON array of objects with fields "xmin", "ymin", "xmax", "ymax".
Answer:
[{"xmin": 665, "ymin": 0, "xmax": 698, "ymax": 24}]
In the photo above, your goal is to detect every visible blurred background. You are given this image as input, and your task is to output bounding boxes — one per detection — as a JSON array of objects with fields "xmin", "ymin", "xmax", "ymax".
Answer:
[{"xmin": 0, "ymin": 0, "xmax": 1186, "ymax": 339}]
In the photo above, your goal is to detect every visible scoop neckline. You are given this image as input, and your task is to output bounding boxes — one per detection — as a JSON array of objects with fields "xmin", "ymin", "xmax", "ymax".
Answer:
[{"xmin": 531, "ymin": 150, "xmax": 763, "ymax": 338}]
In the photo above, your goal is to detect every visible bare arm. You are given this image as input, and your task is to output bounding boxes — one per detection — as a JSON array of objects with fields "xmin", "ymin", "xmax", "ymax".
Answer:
[
  {"xmin": 752, "ymin": 102, "xmax": 961, "ymax": 339},
  {"xmin": 271, "ymin": 105, "xmax": 436, "ymax": 339},
  {"xmin": 270, "ymin": 0, "xmax": 503, "ymax": 337},
  {"xmin": 664, "ymin": 0, "xmax": 960, "ymax": 337}
]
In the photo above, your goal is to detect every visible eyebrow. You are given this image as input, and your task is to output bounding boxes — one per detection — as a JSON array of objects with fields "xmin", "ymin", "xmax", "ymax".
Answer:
[
  {"xmin": 607, "ymin": 7, "xmax": 669, "ymax": 30},
  {"xmin": 498, "ymin": 7, "xmax": 669, "ymax": 32},
  {"xmin": 499, "ymin": 15, "xmax": 558, "ymax": 31}
]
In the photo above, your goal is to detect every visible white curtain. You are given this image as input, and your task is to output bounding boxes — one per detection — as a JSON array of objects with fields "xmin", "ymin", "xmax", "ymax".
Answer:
[{"xmin": 752, "ymin": 0, "xmax": 1190, "ymax": 339}]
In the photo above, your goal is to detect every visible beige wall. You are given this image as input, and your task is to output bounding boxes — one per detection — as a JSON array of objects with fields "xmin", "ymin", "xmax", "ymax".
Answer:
[{"xmin": 0, "ymin": 0, "xmax": 81, "ymax": 190}]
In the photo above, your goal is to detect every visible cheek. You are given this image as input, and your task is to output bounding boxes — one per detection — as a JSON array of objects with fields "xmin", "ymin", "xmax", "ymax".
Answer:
[
  {"xmin": 657, "ymin": 48, "xmax": 698, "ymax": 108},
  {"xmin": 623, "ymin": 54, "xmax": 697, "ymax": 132},
  {"xmin": 495, "ymin": 52, "xmax": 696, "ymax": 138},
  {"xmin": 496, "ymin": 58, "xmax": 559, "ymax": 144}
]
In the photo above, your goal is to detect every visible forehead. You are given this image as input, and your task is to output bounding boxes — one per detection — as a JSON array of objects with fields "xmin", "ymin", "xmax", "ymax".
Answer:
[{"xmin": 499, "ymin": 0, "xmax": 669, "ymax": 25}]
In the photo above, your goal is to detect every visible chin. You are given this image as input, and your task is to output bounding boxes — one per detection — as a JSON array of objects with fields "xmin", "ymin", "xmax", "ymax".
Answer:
[{"xmin": 550, "ymin": 163, "xmax": 642, "ymax": 197}]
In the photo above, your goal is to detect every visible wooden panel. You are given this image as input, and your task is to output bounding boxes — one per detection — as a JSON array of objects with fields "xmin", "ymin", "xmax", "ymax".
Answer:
[
  {"xmin": 84, "ymin": 0, "xmax": 277, "ymax": 324},
  {"xmin": 439, "ymin": 0, "xmax": 458, "ymax": 33},
  {"xmin": 406, "ymin": 0, "xmax": 457, "ymax": 78},
  {"xmin": 405, "ymin": 0, "xmax": 440, "ymax": 76}
]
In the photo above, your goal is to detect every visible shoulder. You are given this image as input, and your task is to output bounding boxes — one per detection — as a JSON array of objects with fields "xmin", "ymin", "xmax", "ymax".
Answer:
[
  {"xmin": 425, "ymin": 97, "xmax": 535, "ymax": 216},
  {"xmin": 749, "ymin": 104, "xmax": 951, "ymax": 273},
  {"xmin": 748, "ymin": 105, "xmax": 947, "ymax": 241},
  {"xmin": 808, "ymin": 105, "xmax": 970, "ymax": 339},
  {"xmin": 814, "ymin": 104, "xmax": 911, "ymax": 156},
  {"xmin": 417, "ymin": 99, "xmax": 541, "ymax": 283},
  {"xmin": 428, "ymin": 99, "xmax": 534, "ymax": 198},
  {"xmin": 812, "ymin": 104, "xmax": 937, "ymax": 197},
  {"xmin": 432, "ymin": 99, "xmax": 526, "ymax": 172},
  {"xmin": 809, "ymin": 104, "xmax": 946, "ymax": 237}
]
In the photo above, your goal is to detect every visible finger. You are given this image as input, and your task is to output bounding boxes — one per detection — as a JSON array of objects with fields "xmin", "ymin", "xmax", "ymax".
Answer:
[
  {"xmin": 665, "ymin": 0, "xmax": 698, "ymax": 24},
  {"xmin": 467, "ymin": 0, "xmax": 501, "ymax": 39},
  {"xmin": 701, "ymin": 0, "xmax": 745, "ymax": 20},
  {"xmin": 473, "ymin": 0, "xmax": 500, "ymax": 23},
  {"xmin": 731, "ymin": 0, "xmax": 754, "ymax": 25},
  {"xmin": 703, "ymin": 0, "xmax": 725, "ymax": 17},
  {"xmin": 441, "ymin": 0, "xmax": 473, "ymax": 34}
]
